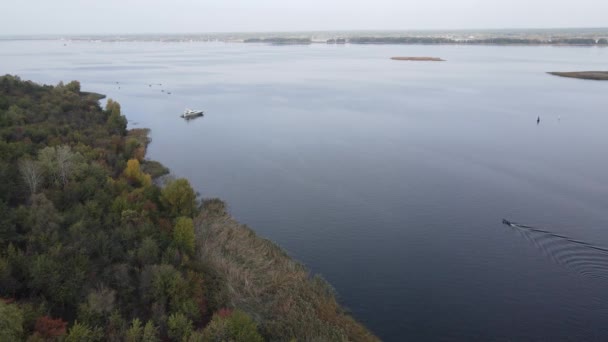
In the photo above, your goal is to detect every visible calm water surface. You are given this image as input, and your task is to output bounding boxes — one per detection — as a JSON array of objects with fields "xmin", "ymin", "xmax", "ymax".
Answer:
[{"xmin": 2, "ymin": 40, "xmax": 608, "ymax": 341}]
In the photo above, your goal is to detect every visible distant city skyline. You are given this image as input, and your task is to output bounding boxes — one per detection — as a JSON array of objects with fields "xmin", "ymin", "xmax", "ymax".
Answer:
[{"xmin": 1, "ymin": 0, "xmax": 607, "ymax": 35}]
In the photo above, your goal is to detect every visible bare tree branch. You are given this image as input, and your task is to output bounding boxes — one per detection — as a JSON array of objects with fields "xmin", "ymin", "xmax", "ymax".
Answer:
[{"xmin": 18, "ymin": 159, "xmax": 44, "ymax": 195}]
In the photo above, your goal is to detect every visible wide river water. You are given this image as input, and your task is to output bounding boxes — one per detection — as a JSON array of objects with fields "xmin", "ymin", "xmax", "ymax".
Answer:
[{"xmin": 2, "ymin": 39, "xmax": 608, "ymax": 341}]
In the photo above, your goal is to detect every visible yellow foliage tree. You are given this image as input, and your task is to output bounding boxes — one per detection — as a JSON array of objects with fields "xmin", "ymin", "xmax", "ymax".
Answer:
[{"xmin": 123, "ymin": 159, "xmax": 152, "ymax": 188}]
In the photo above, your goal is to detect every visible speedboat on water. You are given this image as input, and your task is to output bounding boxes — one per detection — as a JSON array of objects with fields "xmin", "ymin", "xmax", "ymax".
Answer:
[{"xmin": 181, "ymin": 108, "xmax": 204, "ymax": 119}]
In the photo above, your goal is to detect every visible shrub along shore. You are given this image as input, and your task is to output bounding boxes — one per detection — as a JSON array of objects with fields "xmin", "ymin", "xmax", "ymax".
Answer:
[{"xmin": 0, "ymin": 75, "xmax": 378, "ymax": 341}]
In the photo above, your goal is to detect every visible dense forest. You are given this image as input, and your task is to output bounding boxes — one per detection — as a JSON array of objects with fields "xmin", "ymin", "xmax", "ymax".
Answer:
[{"xmin": 0, "ymin": 75, "xmax": 377, "ymax": 341}]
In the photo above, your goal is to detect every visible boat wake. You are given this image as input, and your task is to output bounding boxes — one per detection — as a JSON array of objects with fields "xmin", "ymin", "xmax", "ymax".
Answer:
[{"xmin": 502, "ymin": 219, "xmax": 608, "ymax": 281}]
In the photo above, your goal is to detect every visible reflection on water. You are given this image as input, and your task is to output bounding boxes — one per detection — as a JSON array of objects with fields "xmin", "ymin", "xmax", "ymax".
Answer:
[{"xmin": 2, "ymin": 40, "xmax": 608, "ymax": 341}]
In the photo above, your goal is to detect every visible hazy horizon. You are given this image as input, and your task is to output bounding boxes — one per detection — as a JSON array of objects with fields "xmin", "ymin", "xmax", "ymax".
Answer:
[
  {"xmin": 2, "ymin": 0, "xmax": 608, "ymax": 35},
  {"xmin": 2, "ymin": 27, "xmax": 608, "ymax": 39}
]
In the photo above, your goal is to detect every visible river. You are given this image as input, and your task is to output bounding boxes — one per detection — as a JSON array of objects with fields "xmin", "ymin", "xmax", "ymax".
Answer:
[{"xmin": 2, "ymin": 39, "xmax": 608, "ymax": 340}]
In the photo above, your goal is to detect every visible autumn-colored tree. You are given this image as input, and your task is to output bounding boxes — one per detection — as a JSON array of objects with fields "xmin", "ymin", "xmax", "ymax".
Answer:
[
  {"xmin": 124, "ymin": 159, "xmax": 141, "ymax": 183},
  {"xmin": 123, "ymin": 159, "xmax": 152, "ymax": 188},
  {"xmin": 161, "ymin": 179, "xmax": 197, "ymax": 218},
  {"xmin": 34, "ymin": 316, "xmax": 67, "ymax": 339},
  {"xmin": 217, "ymin": 308, "xmax": 233, "ymax": 319},
  {"xmin": 186, "ymin": 271, "xmax": 207, "ymax": 321}
]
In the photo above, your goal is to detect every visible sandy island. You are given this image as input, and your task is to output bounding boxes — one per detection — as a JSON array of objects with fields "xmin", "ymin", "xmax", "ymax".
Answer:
[
  {"xmin": 391, "ymin": 57, "xmax": 445, "ymax": 61},
  {"xmin": 548, "ymin": 71, "xmax": 608, "ymax": 81}
]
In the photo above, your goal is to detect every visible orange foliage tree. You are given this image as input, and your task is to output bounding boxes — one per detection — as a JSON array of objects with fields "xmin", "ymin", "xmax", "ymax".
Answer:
[{"xmin": 34, "ymin": 316, "xmax": 68, "ymax": 339}]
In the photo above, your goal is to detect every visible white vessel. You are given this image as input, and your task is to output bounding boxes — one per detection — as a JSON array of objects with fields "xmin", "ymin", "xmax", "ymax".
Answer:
[{"xmin": 181, "ymin": 108, "xmax": 204, "ymax": 119}]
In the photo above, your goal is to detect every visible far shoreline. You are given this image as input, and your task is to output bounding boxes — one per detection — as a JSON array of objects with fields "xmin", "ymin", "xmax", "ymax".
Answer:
[
  {"xmin": 391, "ymin": 56, "xmax": 445, "ymax": 61},
  {"xmin": 548, "ymin": 71, "xmax": 608, "ymax": 80}
]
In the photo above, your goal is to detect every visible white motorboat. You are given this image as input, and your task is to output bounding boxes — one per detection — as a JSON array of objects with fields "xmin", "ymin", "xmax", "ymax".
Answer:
[{"xmin": 181, "ymin": 108, "xmax": 204, "ymax": 119}]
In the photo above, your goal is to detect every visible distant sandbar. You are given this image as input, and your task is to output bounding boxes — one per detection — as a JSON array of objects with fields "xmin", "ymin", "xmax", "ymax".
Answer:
[
  {"xmin": 391, "ymin": 57, "xmax": 445, "ymax": 62},
  {"xmin": 548, "ymin": 71, "xmax": 608, "ymax": 81}
]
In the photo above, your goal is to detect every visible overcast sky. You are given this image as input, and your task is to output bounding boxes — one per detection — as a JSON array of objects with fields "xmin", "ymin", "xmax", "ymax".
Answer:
[{"xmin": 1, "ymin": 0, "xmax": 607, "ymax": 35}]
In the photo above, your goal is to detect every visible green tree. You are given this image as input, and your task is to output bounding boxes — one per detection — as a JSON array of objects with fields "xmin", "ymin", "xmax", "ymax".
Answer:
[
  {"xmin": 142, "ymin": 320, "xmax": 160, "ymax": 342},
  {"xmin": 137, "ymin": 237, "xmax": 160, "ymax": 265},
  {"xmin": 64, "ymin": 321, "xmax": 102, "ymax": 342},
  {"xmin": 0, "ymin": 200, "xmax": 17, "ymax": 248},
  {"xmin": 173, "ymin": 217, "xmax": 195, "ymax": 256},
  {"xmin": 65, "ymin": 80, "xmax": 81, "ymax": 93},
  {"xmin": 125, "ymin": 318, "xmax": 143, "ymax": 342},
  {"xmin": 161, "ymin": 179, "xmax": 197, "ymax": 218},
  {"xmin": 185, "ymin": 330, "xmax": 204, "ymax": 342},
  {"xmin": 26, "ymin": 193, "xmax": 61, "ymax": 253},
  {"xmin": 86, "ymin": 286, "xmax": 116, "ymax": 315},
  {"xmin": 105, "ymin": 99, "xmax": 127, "ymax": 135},
  {"xmin": 106, "ymin": 311, "xmax": 127, "ymax": 342},
  {"xmin": 5, "ymin": 104, "xmax": 26, "ymax": 125},
  {"xmin": 227, "ymin": 310, "xmax": 264, "ymax": 342},
  {"xmin": 202, "ymin": 310, "xmax": 263, "ymax": 342},
  {"xmin": 0, "ymin": 300, "xmax": 24, "ymax": 341},
  {"xmin": 140, "ymin": 264, "xmax": 181, "ymax": 304},
  {"xmin": 167, "ymin": 312, "xmax": 193, "ymax": 341}
]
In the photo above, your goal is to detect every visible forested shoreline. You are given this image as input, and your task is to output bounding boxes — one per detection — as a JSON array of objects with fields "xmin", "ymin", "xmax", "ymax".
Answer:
[
  {"xmin": 242, "ymin": 36, "xmax": 608, "ymax": 46},
  {"xmin": 0, "ymin": 75, "xmax": 377, "ymax": 341}
]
